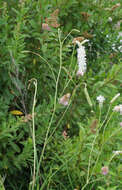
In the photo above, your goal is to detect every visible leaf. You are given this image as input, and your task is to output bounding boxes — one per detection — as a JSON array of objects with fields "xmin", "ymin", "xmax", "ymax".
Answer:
[
  {"xmin": 10, "ymin": 110, "xmax": 24, "ymax": 116},
  {"xmin": 93, "ymin": 81, "xmax": 105, "ymax": 91},
  {"xmin": 78, "ymin": 123, "xmax": 86, "ymax": 142},
  {"xmin": 98, "ymin": 187, "xmax": 105, "ymax": 190},
  {"xmin": 9, "ymin": 142, "xmax": 20, "ymax": 153}
]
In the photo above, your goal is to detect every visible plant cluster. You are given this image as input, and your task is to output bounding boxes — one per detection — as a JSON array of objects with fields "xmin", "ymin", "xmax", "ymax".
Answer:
[{"xmin": 0, "ymin": 0, "xmax": 122, "ymax": 189}]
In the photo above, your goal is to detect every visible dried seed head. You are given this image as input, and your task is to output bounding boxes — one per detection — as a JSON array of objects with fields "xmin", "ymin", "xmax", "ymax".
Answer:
[
  {"xmin": 111, "ymin": 3, "xmax": 121, "ymax": 11},
  {"xmin": 51, "ymin": 9, "xmax": 59, "ymax": 17},
  {"xmin": 72, "ymin": 37, "xmax": 84, "ymax": 44},
  {"xmin": 81, "ymin": 12, "xmax": 91, "ymax": 20},
  {"xmin": 45, "ymin": 9, "xmax": 60, "ymax": 28},
  {"xmin": 90, "ymin": 119, "xmax": 98, "ymax": 134},
  {"xmin": 83, "ymin": 31, "xmax": 93, "ymax": 39}
]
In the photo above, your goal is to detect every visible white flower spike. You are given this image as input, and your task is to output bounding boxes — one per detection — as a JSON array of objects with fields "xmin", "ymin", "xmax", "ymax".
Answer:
[{"xmin": 76, "ymin": 39, "xmax": 88, "ymax": 76}]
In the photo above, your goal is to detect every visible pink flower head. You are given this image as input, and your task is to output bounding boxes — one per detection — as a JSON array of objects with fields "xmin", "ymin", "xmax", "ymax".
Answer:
[
  {"xmin": 42, "ymin": 23, "xmax": 51, "ymax": 31},
  {"xmin": 62, "ymin": 130, "xmax": 69, "ymax": 140},
  {"xmin": 76, "ymin": 69, "xmax": 84, "ymax": 76},
  {"xmin": 59, "ymin": 93, "xmax": 70, "ymax": 106},
  {"xmin": 113, "ymin": 104, "xmax": 122, "ymax": 115},
  {"xmin": 120, "ymin": 122, "xmax": 122, "ymax": 127},
  {"xmin": 101, "ymin": 166, "xmax": 109, "ymax": 175}
]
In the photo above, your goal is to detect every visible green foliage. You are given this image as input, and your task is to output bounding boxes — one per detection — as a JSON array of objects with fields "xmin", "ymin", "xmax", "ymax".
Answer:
[
  {"xmin": 0, "ymin": 100, "xmax": 33, "ymax": 172},
  {"xmin": 0, "ymin": 0, "xmax": 121, "ymax": 189}
]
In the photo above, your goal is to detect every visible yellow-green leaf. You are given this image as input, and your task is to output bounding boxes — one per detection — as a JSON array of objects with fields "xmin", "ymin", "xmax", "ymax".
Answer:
[{"xmin": 10, "ymin": 110, "xmax": 23, "ymax": 116}]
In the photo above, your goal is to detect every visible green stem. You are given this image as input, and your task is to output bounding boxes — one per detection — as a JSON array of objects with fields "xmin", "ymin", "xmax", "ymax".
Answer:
[
  {"xmin": 87, "ymin": 104, "xmax": 101, "ymax": 183},
  {"xmin": 36, "ymin": 28, "xmax": 63, "ymax": 182},
  {"xmin": 28, "ymin": 78, "xmax": 37, "ymax": 189}
]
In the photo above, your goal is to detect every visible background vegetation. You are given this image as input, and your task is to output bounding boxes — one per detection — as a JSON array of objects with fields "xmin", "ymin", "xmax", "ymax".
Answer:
[{"xmin": 0, "ymin": 0, "xmax": 122, "ymax": 189}]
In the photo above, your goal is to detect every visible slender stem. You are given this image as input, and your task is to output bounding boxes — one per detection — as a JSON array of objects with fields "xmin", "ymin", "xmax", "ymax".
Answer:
[
  {"xmin": 81, "ymin": 177, "xmax": 104, "ymax": 190},
  {"xmin": 28, "ymin": 78, "xmax": 37, "ymax": 189},
  {"xmin": 62, "ymin": 29, "xmax": 80, "ymax": 45},
  {"xmin": 47, "ymin": 83, "xmax": 80, "ymax": 144},
  {"xmin": 101, "ymin": 105, "xmax": 111, "ymax": 128},
  {"xmin": 87, "ymin": 105, "xmax": 101, "ymax": 183},
  {"xmin": 36, "ymin": 29, "xmax": 63, "ymax": 180},
  {"xmin": 108, "ymin": 153, "xmax": 116, "ymax": 165},
  {"xmin": 32, "ymin": 81, "xmax": 37, "ymax": 188},
  {"xmin": 89, "ymin": 106, "xmax": 113, "ymax": 180},
  {"xmin": 23, "ymin": 50, "xmax": 56, "ymax": 83}
]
